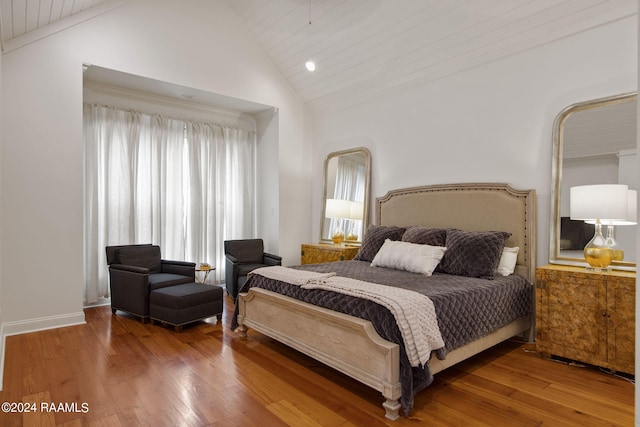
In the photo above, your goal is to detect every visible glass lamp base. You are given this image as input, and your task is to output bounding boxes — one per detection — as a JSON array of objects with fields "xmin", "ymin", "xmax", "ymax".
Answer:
[
  {"xmin": 583, "ymin": 222, "xmax": 613, "ymax": 270},
  {"xmin": 611, "ymin": 249, "xmax": 624, "ymax": 262},
  {"xmin": 331, "ymin": 229, "xmax": 345, "ymax": 245},
  {"xmin": 584, "ymin": 247, "xmax": 613, "ymax": 269},
  {"xmin": 605, "ymin": 225, "xmax": 624, "ymax": 261}
]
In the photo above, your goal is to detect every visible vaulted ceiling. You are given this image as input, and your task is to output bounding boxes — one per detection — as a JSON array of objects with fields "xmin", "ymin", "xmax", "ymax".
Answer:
[
  {"xmin": 225, "ymin": 0, "xmax": 637, "ymax": 114},
  {"xmin": 0, "ymin": 0, "xmax": 121, "ymax": 49},
  {"xmin": 2, "ymin": 0, "xmax": 637, "ymax": 115}
]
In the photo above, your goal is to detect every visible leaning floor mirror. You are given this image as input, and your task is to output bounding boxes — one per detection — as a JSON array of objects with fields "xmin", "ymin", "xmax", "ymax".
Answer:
[
  {"xmin": 320, "ymin": 147, "xmax": 371, "ymax": 245},
  {"xmin": 550, "ymin": 92, "xmax": 637, "ymax": 271}
]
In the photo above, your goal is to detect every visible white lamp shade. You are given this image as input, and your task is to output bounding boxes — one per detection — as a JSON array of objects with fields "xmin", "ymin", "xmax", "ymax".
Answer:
[
  {"xmin": 624, "ymin": 189, "xmax": 637, "ymax": 225},
  {"xmin": 588, "ymin": 189, "xmax": 637, "ymax": 226},
  {"xmin": 325, "ymin": 199, "xmax": 351, "ymax": 219},
  {"xmin": 570, "ymin": 184, "xmax": 629, "ymax": 221},
  {"xmin": 349, "ymin": 201, "xmax": 364, "ymax": 220}
]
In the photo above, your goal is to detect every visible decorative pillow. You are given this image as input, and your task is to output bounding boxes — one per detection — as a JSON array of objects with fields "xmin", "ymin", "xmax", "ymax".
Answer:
[
  {"xmin": 117, "ymin": 245, "xmax": 162, "ymax": 273},
  {"xmin": 401, "ymin": 226, "xmax": 446, "ymax": 246},
  {"xmin": 354, "ymin": 225, "xmax": 406, "ymax": 262},
  {"xmin": 440, "ymin": 229, "xmax": 511, "ymax": 279},
  {"xmin": 495, "ymin": 247, "xmax": 519, "ymax": 276},
  {"xmin": 371, "ymin": 239, "xmax": 447, "ymax": 276}
]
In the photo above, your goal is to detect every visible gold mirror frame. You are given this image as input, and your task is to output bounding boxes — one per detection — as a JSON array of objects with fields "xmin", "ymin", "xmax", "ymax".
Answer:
[
  {"xmin": 550, "ymin": 92, "xmax": 637, "ymax": 271},
  {"xmin": 320, "ymin": 147, "xmax": 371, "ymax": 244}
]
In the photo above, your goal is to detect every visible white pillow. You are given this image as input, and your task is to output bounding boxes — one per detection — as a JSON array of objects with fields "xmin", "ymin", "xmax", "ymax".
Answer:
[
  {"xmin": 495, "ymin": 247, "xmax": 519, "ymax": 276},
  {"xmin": 371, "ymin": 239, "xmax": 447, "ymax": 276}
]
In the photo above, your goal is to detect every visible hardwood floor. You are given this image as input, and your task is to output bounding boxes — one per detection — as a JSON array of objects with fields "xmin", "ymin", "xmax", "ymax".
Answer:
[{"xmin": 0, "ymin": 298, "xmax": 633, "ymax": 426}]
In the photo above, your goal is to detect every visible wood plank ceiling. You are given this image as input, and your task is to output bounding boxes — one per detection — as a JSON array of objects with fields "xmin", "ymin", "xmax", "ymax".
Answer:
[
  {"xmin": 1, "ymin": 0, "xmax": 637, "ymax": 115},
  {"xmin": 0, "ymin": 0, "xmax": 119, "ymax": 49},
  {"xmin": 226, "ymin": 0, "xmax": 637, "ymax": 115}
]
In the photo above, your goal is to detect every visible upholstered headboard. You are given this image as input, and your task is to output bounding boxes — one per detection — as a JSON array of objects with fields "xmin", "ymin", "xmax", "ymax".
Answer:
[{"xmin": 376, "ymin": 183, "xmax": 536, "ymax": 282}]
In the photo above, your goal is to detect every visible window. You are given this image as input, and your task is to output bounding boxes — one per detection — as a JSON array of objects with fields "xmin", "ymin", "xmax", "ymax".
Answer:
[{"xmin": 83, "ymin": 104, "xmax": 255, "ymax": 304}]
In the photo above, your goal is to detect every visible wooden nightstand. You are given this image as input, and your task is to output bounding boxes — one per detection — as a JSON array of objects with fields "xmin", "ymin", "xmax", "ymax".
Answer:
[
  {"xmin": 535, "ymin": 264, "xmax": 635, "ymax": 375},
  {"xmin": 300, "ymin": 243, "xmax": 359, "ymax": 265}
]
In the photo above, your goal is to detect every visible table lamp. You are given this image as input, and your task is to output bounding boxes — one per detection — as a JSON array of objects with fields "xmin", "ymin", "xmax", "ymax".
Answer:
[
  {"xmin": 570, "ymin": 184, "xmax": 629, "ymax": 270},
  {"xmin": 345, "ymin": 201, "xmax": 364, "ymax": 241},
  {"xmin": 325, "ymin": 199, "xmax": 351, "ymax": 245}
]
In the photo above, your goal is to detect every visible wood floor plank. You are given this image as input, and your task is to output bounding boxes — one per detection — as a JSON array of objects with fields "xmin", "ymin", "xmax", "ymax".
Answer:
[
  {"xmin": 85, "ymin": 414, "xmax": 122, "ymax": 426},
  {"xmin": 471, "ymin": 361, "xmax": 633, "ymax": 424},
  {"xmin": 455, "ymin": 373, "xmax": 599, "ymax": 427},
  {"xmin": 407, "ymin": 400, "xmax": 496, "ymax": 427},
  {"xmin": 60, "ymin": 419, "xmax": 85, "ymax": 427},
  {"xmin": 22, "ymin": 391, "xmax": 55, "ymax": 427},
  {"xmin": 267, "ymin": 399, "xmax": 331, "ymax": 427},
  {"xmin": 0, "ymin": 302, "xmax": 634, "ymax": 426},
  {"xmin": 487, "ymin": 346, "xmax": 634, "ymax": 405}
]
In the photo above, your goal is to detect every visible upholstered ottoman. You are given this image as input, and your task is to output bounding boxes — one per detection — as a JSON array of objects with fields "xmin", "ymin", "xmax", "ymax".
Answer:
[{"xmin": 149, "ymin": 283, "xmax": 223, "ymax": 331}]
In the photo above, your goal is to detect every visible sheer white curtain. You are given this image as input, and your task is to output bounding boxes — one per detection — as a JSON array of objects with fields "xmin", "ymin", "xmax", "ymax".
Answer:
[
  {"xmin": 84, "ymin": 104, "xmax": 255, "ymax": 305},
  {"xmin": 330, "ymin": 157, "xmax": 365, "ymax": 240}
]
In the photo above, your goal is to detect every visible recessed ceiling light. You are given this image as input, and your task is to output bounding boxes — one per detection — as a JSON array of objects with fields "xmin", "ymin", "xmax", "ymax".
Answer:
[{"xmin": 305, "ymin": 61, "xmax": 316, "ymax": 72}]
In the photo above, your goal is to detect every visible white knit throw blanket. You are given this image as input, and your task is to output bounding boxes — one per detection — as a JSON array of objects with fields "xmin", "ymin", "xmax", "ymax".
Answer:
[{"xmin": 249, "ymin": 266, "xmax": 444, "ymax": 367}]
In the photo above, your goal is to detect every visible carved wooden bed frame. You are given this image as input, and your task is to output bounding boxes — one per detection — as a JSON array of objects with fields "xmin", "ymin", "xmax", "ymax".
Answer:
[{"xmin": 237, "ymin": 183, "xmax": 536, "ymax": 420}]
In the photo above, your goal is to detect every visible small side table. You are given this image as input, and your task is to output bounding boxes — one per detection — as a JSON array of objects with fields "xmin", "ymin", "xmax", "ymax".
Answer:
[{"xmin": 196, "ymin": 264, "xmax": 216, "ymax": 284}]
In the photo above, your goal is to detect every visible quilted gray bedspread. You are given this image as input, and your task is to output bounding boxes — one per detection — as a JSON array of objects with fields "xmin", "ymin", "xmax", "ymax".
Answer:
[{"xmin": 232, "ymin": 260, "xmax": 532, "ymax": 415}]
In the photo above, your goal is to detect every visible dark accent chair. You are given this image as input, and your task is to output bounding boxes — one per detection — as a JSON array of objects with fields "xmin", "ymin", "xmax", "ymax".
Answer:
[
  {"xmin": 105, "ymin": 244, "xmax": 196, "ymax": 322},
  {"xmin": 224, "ymin": 239, "xmax": 282, "ymax": 299}
]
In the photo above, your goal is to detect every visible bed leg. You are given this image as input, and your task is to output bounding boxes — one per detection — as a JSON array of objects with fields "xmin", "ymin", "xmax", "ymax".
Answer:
[
  {"xmin": 382, "ymin": 398, "xmax": 401, "ymax": 421},
  {"xmin": 237, "ymin": 324, "xmax": 248, "ymax": 338},
  {"xmin": 524, "ymin": 327, "xmax": 535, "ymax": 343}
]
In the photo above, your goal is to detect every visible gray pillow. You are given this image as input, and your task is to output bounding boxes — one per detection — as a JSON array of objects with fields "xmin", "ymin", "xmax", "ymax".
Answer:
[
  {"xmin": 440, "ymin": 229, "xmax": 510, "ymax": 279},
  {"xmin": 117, "ymin": 245, "xmax": 162, "ymax": 273},
  {"xmin": 354, "ymin": 225, "xmax": 406, "ymax": 262},
  {"xmin": 402, "ymin": 226, "xmax": 446, "ymax": 246}
]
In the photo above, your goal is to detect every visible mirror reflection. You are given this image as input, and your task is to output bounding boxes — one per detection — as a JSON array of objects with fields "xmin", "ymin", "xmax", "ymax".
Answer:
[
  {"xmin": 321, "ymin": 148, "xmax": 371, "ymax": 244},
  {"xmin": 550, "ymin": 92, "xmax": 637, "ymax": 270}
]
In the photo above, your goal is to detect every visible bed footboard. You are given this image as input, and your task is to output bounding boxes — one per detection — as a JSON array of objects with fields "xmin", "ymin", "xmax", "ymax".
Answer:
[{"xmin": 237, "ymin": 287, "xmax": 402, "ymax": 420}]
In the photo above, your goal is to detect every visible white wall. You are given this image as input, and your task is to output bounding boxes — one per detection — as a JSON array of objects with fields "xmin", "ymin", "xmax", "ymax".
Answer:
[
  {"xmin": 312, "ymin": 16, "xmax": 637, "ymax": 268},
  {"xmin": 0, "ymin": 0, "xmax": 310, "ymax": 336},
  {"xmin": 255, "ymin": 107, "xmax": 281, "ymax": 255}
]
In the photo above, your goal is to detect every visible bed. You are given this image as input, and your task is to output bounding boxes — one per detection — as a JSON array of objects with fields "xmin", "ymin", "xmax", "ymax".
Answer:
[{"xmin": 235, "ymin": 182, "xmax": 536, "ymax": 420}]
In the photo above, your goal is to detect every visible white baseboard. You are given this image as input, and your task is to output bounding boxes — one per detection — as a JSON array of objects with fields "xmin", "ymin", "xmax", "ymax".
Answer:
[
  {"xmin": 84, "ymin": 297, "xmax": 111, "ymax": 309},
  {"xmin": 2, "ymin": 312, "xmax": 86, "ymax": 337},
  {"xmin": 0, "ymin": 311, "xmax": 86, "ymax": 392}
]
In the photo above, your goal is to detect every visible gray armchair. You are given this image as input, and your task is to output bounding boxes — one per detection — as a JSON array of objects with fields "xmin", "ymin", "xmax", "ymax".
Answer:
[
  {"xmin": 106, "ymin": 244, "xmax": 195, "ymax": 322},
  {"xmin": 224, "ymin": 239, "xmax": 282, "ymax": 299}
]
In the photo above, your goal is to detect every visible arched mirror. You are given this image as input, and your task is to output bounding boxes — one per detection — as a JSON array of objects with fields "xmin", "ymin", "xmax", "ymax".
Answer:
[
  {"xmin": 550, "ymin": 92, "xmax": 637, "ymax": 271},
  {"xmin": 320, "ymin": 147, "xmax": 371, "ymax": 244}
]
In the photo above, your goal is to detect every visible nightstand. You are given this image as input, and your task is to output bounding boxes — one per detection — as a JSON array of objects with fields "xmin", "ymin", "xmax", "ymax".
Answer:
[
  {"xmin": 300, "ymin": 243, "xmax": 359, "ymax": 265},
  {"xmin": 535, "ymin": 264, "xmax": 635, "ymax": 375}
]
